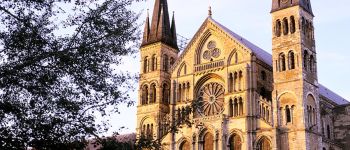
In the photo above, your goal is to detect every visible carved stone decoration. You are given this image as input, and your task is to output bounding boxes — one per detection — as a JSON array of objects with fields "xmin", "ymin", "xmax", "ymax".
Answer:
[
  {"xmin": 203, "ymin": 40, "xmax": 221, "ymax": 60},
  {"xmin": 197, "ymin": 82, "xmax": 225, "ymax": 116}
]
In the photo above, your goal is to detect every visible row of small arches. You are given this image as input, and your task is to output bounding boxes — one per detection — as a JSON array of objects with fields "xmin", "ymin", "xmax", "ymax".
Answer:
[
  {"xmin": 140, "ymin": 83, "xmax": 170, "ymax": 105},
  {"xmin": 279, "ymin": 105, "xmax": 295, "ymax": 125},
  {"xmin": 259, "ymin": 102, "xmax": 271, "ymax": 123},
  {"xmin": 275, "ymin": 16, "xmax": 296, "ymax": 37},
  {"xmin": 179, "ymin": 133, "xmax": 271, "ymax": 150},
  {"xmin": 177, "ymin": 82, "xmax": 191, "ymax": 102},
  {"xmin": 141, "ymin": 123, "xmax": 153, "ymax": 138},
  {"xmin": 274, "ymin": 16, "xmax": 314, "ymax": 40},
  {"xmin": 228, "ymin": 71, "xmax": 244, "ymax": 93},
  {"xmin": 303, "ymin": 50, "xmax": 316, "ymax": 73},
  {"xmin": 143, "ymin": 54, "xmax": 175, "ymax": 73},
  {"xmin": 278, "ymin": 51, "xmax": 295, "ymax": 72},
  {"xmin": 228, "ymin": 97, "xmax": 244, "ymax": 117}
]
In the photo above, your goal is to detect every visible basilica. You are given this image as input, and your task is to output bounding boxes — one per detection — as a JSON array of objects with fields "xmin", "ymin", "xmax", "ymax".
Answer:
[{"xmin": 136, "ymin": 0, "xmax": 350, "ymax": 149}]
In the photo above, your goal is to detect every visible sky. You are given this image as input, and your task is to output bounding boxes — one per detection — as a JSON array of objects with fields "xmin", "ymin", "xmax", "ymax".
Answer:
[{"xmin": 109, "ymin": 0, "xmax": 350, "ymax": 135}]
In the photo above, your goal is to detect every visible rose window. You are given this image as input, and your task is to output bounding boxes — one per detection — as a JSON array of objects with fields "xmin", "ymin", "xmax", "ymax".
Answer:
[{"xmin": 197, "ymin": 82, "xmax": 225, "ymax": 116}]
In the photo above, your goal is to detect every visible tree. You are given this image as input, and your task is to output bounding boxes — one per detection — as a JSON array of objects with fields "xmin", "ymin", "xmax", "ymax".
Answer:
[{"xmin": 0, "ymin": 0, "xmax": 139, "ymax": 149}]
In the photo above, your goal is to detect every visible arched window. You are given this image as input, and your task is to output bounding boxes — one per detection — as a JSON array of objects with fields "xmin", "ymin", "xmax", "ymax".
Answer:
[
  {"xmin": 151, "ymin": 55, "xmax": 156, "ymax": 71},
  {"xmin": 162, "ymin": 83, "xmax": 169, "ymax": 104},
  {"xmin": 234, "ymin": 72, "xmax": 238, "ymax": 92},
  {"xmin": 302, "ymin": 17, "xmax": 306, "ymax": 35},
  {"xmin": 288, "ymin": 51, "xmax": 295, "ymax": 70},
  {"xmin": 203, "ymin": 132, "xmax": 214, "ymax": 150},
  {"xmin": 290, "ymin": 16, "xmax": 296, "ymax": 34},
  {"xmin": 283, "ymin": 18, "xmax": 289, "ymax": 35},
  {"xmin": 234, "ymin": 98, "xmax": 238, "ymax": 117},
  {"xmin": 309, "ymin": 55, "xmax": 314, "ymax": 72},
  {"xmin": 179, "ymin": 140, "xmax": 190, "ymax": 150},
  {"xmin": 260, "ymin": 87, "xmax": 266, "ymax": 99},
  {"xmin": 163, "ymin": 54, "xmax": 169, "ymax": 72},
  {"xmin": 286, "ymin": 105, "xmax": 292, "ymax": 123},
  {"xmin": 305, "ymin": 20, "xmax": 310, "ymax": 38},
  {"xmin": 229, "ymin": 73, "xmax": 234, "ymax": 92},
  {"xmin": 238, "ymin": 71, "xmax": 243, "ymax": 91},
  {"xmin": 266, "ymin": 107, "xmax": 270, "ymax": 122},
  {"xmin": 257, "ymin": 137, "xmax": 271, "ymax": 150},
  {"xmin": 182, "ymin": 83, "xmax": 186, "ymax": 101},
  {"xmin": 327, "ymin": 125, "xmax": 331, "ymax": 139},
  {"xmin": 229, "ymin": 99, "xmax": 233, "ymax": 117},
  {"xmin": 146, "ymin": 124, "xmax": 150, "ymax": 137},
  {"xmin": 239, "ymin": 98, "xmax": 243, "ymax": 116},
  {"xmin": 150, "ymin": 83, "xmax": 156, "ymax": 103},
  {"xmin": 279, "ymin": 53, "xmax": 286, "ymax": 71},
  {"xmin": 150, "ymin": 124, "xmax": 153, "ymax": 138},
  {"xmin": 261, "ymin": 71, "xmax": 267, "ymax": 81},
  {"xmin": 303, "ymin": 50, "xmax": 309, "ymax": 70},
  {"xmin": 275, "ymin": 20, "xmax": 282, "ymax": 37},
  {"xmin": 143, "ymin": 57, "xmax": 148, "ymax": 73},
  {"xmin": 186, "ymin": 82, "xmax": 190, "ymax": 101},
  {"xmin": 229, "ymin": 134, "xmax": 242, "ymax": 150},
  {"xmin": 142, "ymin": 85, "xmax": 149, "ymax": 105},
  {"xmin": 178, "ymin": 84, "xmax": 182, "ymax": 102},
  {"xmin": 170, "ymin": 57, "xmax": 175, "ymax": 66}
]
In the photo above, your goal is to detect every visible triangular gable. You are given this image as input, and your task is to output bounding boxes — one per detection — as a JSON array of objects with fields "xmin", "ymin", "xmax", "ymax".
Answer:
[{"xmin": 208, "ymin": 18, "xmax": 273, "ymax": 66}]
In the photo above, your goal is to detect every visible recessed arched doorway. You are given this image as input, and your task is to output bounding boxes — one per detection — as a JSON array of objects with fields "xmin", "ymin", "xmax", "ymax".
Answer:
[
  {"xmin": 229, "ymin": 134, "xmax": 242, "ymax": 150},
  {"xmin": 179, "ymin": 140, "xmax": 190, "ymax": 150},
  {"xmin": 256, "ymin": 136, "xmax": 271, "ymax": 150}
]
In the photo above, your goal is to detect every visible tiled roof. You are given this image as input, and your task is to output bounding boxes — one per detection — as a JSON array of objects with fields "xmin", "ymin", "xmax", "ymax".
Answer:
[
  {"xmin": 209, "ymin": 17, "xmax": 273, "ymax": 66},
  {"xmin": 209, "ymin": 17, "xmax": 349, "ymax": 105},
  {"xmin": 319, "ymin": 85, "xmax": 349, "ymax": 105}
]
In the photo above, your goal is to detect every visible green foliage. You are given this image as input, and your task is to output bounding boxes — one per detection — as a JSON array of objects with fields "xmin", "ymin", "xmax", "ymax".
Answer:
[{"xmin": 0, "ymin": 0, "xmax": 139, "ymax": 149}]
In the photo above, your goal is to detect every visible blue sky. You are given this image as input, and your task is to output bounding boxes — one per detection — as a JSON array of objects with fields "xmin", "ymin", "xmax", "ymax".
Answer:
[{"xmin": 110, "ymin": 0, "xmax": 350, "ymax": 135}]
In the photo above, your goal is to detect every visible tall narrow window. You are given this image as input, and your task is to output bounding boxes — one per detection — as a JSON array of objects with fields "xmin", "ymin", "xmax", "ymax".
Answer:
[
  {"xmin": 142, "ymin": 85, "xmax": 149, "ymax": 105},
  {"xmin": 275, "ymin": 20, "xmax": 282, "ymax": 37},
  {"xmin": 186, "ymin": 82, "xmax": 190, "ymax": 100},
  {"xmin": 283, "ymin": 18, "xmax": 289, "ymax": 35},
  {"xmin": 279, "ymin": 53, "xmax": 286, "ymax": 71},
  {"xmin": 229, "ymin": 73, "xmax": 233, "ymax": 92},
  {"xmin": 304, "ymin": 50, "xmax": 309, "ymax": 70},
  {"xmin": 163, "ymin": 54, "xmax": 169, "ymax": 72},
  {"xmin": 162, "ymin": 84, "xmax": 169, "ymax": 104},
  {"xmin": 178, "ymin": 84, "xmax": 182, "ymax": 102},
  {"xmin": 288, "ymin": 51, "xmax": 295, "ymax": 70},
  {"xmin": 261, "ymin": 71, "xmax": 267, "ymax": 81},
  {"xmin": 229, "ymin": 99, "xmax": 233, "ymax": 117},
  {"xmin": 170, "ymin": 57, "xmax": 175, "ymax": 66},
  {"xmin": 309, "ymin": 55, "xmax": 314, "ymax": 72},
  {"xmin": 151, "ymin": 55, "xmax": 156, "ymax": 71},
  {"xmin": 327, "ymin": 125, "xmax": 331, "ymax": 139},
  {"xmin": 150, "ymin": 84, "xmax": 156, "ymax": 103},
  {"xmin": 286, "ymin": 106, "xmax": 292, "ymax": 123},
  {"xmin": 182, "ymin": 83, "xmax": 186, "ymax": 101},
  {"xmin": 234, "ymin": 72, "xmax": 238, "ymax": 92},
  {"xmin": 143, "ymin": 57, "xmax": 148, "ymax": 73},
  {"xmin": 234, "ymin": 98, "xmax": 238, "ymax": 117},
  {"xmin": 290, "ymin": 16, "xmax": 296, "ymax": 34},
  {"xmin": 302, "ymin": 17, "xmax": 306, "ymax": 35},
  {"xmin": 239, "ymin": 71, "xmax": 243, "ymax": 91},
  {"xmin": 239, "ymin": 98, "xmax": 243, "ymax": 115}
]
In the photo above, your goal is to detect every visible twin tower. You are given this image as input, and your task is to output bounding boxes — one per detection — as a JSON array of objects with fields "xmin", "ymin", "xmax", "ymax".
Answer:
[{"xmin": 137, "ymin": 0, "xmax": 326, "ymax": 149}]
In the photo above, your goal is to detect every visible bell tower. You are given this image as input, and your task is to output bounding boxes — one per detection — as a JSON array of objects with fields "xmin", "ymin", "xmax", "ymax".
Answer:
[
  {"xmin": 271, "ymin": 0, "xmax": 321, "ymax": 149},
  {"xmin": 136, "ymin": 0, "xmax": 179, "ymax": 140}
]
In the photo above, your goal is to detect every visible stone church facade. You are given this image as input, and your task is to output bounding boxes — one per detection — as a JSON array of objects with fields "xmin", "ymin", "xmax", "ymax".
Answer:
[{"xmin": 136, "ymin": 0, "xmax": 350, "ymax": 149}]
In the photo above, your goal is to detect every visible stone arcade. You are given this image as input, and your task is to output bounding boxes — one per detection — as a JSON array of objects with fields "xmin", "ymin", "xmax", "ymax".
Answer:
[{"xmin": 136, "ymin": 0, "xmax": 350, "ymax": 149}]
